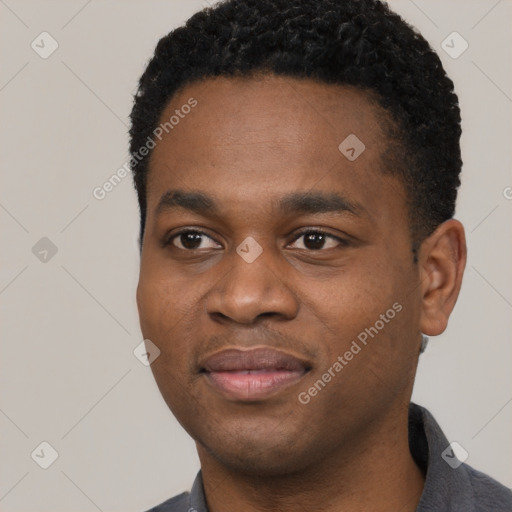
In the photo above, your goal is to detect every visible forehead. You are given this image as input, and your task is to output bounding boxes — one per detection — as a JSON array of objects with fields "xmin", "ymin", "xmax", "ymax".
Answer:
[
  {"xmin": 150, "ymin": 75, "xmax": 384, "ymax": 158},
  {"xmin": 145, "ymin": 74, "xmax": 401, "ymax": 223}
]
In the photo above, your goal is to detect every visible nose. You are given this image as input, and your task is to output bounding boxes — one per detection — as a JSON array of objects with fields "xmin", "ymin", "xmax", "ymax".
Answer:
[{"xmin": 206, "ymin": 246, "xmax": 299, "ymax": 325}]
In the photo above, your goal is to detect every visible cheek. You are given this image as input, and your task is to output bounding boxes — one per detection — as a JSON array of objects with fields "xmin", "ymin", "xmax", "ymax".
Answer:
[
  {"xmin": 305, "ymin": 262, "xmax": 398, "ymax": 334},
  {"xmin": 303, "ymin": 257, "xmax": 418, "ymax": 389},
  {"xmin": 136, "ymin": 263, "xmax": 189, "ymax": 358},
  {"xmin": 137, "ymin": 272, "xmax": 163, "ymax": 339},
  {"xmin": 137, "ymin": 269, "xmax": 197, "ymax": 412}
]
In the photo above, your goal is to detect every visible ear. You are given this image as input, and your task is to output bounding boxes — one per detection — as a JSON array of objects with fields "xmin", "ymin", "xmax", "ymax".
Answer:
[{"xmin": 418, "ymin": 219, "xmax": 467, "ymax": 336}]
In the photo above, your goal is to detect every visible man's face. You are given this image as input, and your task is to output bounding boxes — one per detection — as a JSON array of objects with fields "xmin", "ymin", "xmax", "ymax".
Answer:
[{"xmin": 137, "ymin": 75, "xmax": 423, "ymax": 475}]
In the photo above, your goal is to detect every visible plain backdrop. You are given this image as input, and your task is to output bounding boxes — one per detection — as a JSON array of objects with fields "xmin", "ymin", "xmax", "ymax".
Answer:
[{"xmin": 1, "ymin": 1, "xmax": 511, "ymax": 511}]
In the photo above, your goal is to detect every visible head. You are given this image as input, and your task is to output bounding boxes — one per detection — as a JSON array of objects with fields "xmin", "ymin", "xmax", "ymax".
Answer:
[{"xmin": 131, "ymin": 0, "xmax": 466, "ymax": 476}]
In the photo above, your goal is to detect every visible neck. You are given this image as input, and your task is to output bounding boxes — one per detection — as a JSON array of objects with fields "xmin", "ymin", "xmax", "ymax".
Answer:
[{"xmin": 197, "ymin": 402, "xmax": 425, "ymax": 512}]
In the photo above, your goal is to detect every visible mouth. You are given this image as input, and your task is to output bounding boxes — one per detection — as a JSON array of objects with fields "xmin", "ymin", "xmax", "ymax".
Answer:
[{"xmin": 200, "ymin": 347, "xmax": 312, "ymax": 401}]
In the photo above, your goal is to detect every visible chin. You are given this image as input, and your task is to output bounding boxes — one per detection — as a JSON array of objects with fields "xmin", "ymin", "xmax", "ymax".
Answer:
[
  {"xmin": 195, "ymin": 419, "xmax": 320, "ymax": 477},
  {"xmin": 210, "ymin": 444, "xmax": 310, "ymax": 477}
]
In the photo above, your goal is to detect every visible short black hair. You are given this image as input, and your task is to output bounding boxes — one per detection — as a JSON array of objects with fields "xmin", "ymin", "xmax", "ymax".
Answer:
[{"xmin": 129, "ymin": 0, "xmax": 462, "ymax": 252}]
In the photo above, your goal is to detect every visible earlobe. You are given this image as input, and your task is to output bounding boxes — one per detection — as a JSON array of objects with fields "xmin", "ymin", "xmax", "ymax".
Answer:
[{"xmin": 418, "ymin": 219, "xmax": 467, "ymax": 337}]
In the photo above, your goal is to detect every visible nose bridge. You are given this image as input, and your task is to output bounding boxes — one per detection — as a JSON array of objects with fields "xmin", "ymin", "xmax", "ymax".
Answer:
[{"xmin": 206, "ymin": 242, "xmax": 298, "ymax": 324}]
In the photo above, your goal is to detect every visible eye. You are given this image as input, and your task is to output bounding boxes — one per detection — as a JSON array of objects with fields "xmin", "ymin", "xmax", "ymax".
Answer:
[
  {"xmin": 164, "ymin": 228, "xmax": 349, "ymax": 252},
  {"xmin": 288, "ymin": 229, "xmax": 349, "ymax": 251},
  {"xmin": 165, "ymin": 229, "xmax": 221, "ymax": 251}
]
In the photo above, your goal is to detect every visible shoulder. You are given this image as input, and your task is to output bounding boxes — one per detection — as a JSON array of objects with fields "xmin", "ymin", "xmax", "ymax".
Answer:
[
  {"xmin": 144, "ymin": 491, "xmax": 191, "ymax": 512},
  {"xmin": 410, "ymin": 403, "xmax": 512, "ymax": 511},
  {"xmin": 464, "ymin": 464, "xmax": 512, "ymax": 511}
]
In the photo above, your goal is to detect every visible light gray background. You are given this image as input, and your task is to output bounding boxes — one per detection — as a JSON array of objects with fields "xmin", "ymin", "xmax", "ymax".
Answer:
[{"xmin": 1, "ymin": 0, "xmax": 511, "ymax": 510}]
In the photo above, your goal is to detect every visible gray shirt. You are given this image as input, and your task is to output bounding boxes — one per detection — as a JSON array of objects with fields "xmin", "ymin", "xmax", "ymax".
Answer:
[{"xmin": 146, "ymin": 403, "xmax": 512, "ymax": 511}]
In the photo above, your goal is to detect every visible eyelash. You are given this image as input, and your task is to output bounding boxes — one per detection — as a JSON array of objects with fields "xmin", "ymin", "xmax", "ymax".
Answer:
[{"xmin": 163, "ymin": 228, "xmax": 350, "ymax": 251}]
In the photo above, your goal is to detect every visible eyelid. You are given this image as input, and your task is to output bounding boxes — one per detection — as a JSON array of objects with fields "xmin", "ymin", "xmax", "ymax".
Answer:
[
  {"xmin": 288, "ymin": 227, "xmax": 350, "ymax": 248},
  {"xmin": 164, "ymin": 227, "xmax": 349, "ymax": 251},
  {"xmin": 164, "ymin": 228, "xmax": 221, "ymax": 249}
]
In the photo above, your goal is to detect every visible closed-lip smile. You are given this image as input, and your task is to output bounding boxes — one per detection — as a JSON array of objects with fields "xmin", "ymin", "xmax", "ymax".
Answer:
[{"xmin": 200, "ymin": 347, "xmax": 311, "ymax": 401}]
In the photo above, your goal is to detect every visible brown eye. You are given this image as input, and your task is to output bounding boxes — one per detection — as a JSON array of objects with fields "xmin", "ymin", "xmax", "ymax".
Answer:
[
  {"xmin": 289, "ymin": 230, "xmax": 348, "ymax": 251},
  {"xmin": 166, "ymin": 230, "xmax": 220, "ymax": 250}
]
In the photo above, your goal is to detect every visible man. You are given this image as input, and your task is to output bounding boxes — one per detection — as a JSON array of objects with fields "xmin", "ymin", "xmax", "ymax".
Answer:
[{"xmin": 129, "ymin": 0, "xmax": 512, "ymax": 510}]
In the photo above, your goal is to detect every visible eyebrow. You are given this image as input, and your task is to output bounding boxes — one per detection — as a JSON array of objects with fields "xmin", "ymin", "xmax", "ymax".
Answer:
[{"xmin": 155, "ymin": 189, "xmax": 364, "ymax": 218}]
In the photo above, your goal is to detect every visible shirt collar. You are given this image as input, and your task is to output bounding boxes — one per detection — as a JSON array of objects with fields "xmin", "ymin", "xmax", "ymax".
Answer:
[{"xmin": 411, "ymin": 403, "xmax": 476, "ymax": 512}]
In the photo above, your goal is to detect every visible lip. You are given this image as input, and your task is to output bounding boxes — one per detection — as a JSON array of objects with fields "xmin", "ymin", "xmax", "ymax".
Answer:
[{"xmin": 201, "ymin": 347, "xmax": 311, "ymax": 401}]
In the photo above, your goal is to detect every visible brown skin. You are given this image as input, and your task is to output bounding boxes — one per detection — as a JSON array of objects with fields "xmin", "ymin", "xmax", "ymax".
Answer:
[{"xmin": 137, "ymin": 74, "xmax": 467, "ymax": 512}]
